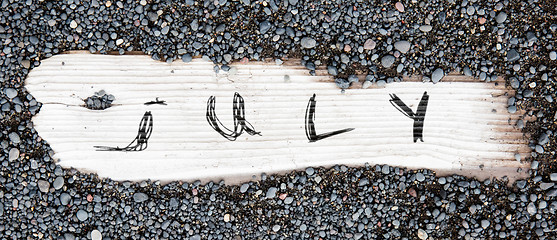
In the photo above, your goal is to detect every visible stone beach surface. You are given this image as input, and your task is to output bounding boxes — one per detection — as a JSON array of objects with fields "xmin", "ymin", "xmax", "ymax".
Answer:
[{"xmin": 0, "ymin": 0, "xmax": 556, "ymax": 239}]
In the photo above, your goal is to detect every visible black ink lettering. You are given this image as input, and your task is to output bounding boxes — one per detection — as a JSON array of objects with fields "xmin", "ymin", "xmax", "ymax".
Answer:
[
  {"xmin": 305, "ymin": 94, "xmax": 355, "ymax": 142},
  {"xmin": 389, "ymin": 91, "xmax": 429, "ymax": 142},
  {"xmin": 94, "ymin": 111, "xmax": 153, "ymax": 151},
  {"xmin": 206, "ymin": 92, "xmax": 261, "ymax": 141},
  {"xmin": 144, "ymin": 97, "xmax": 167, "ymax": 105}
]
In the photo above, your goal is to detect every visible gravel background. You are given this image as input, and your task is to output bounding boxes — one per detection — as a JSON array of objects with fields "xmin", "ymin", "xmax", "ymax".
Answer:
[{"xmin": 1, "ymin": 0, "xmax": 556, "ymax": 239}]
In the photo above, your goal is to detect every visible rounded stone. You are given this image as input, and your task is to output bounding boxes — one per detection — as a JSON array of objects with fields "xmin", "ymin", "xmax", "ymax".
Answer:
[
  {"xmin": 240, "ymin": 183, "xmax": 249, "ymax": 193},
  {"xmin": 133, "ymin": 193, "xmax": 149, "ymax": 202},
  {"xmin": 4, "ymin": 88, "xmax": 17, "ymax": 99},
  {"xmin": 381, "ymin": 55, "xmax": 395, "ymax": 68},
  {"xmin": 417, "ymin": 229, "xmax": 428, "ymax": 240},
  {"xmin": 91, "ymin": 230, "xmax": 102, "ymax": 240},
  {"xmin": 394, "ymin": 41, "xmax": 411, "ymax": 54},
  {"xmin": 507, "ymin": 49, "xmax": 520, "ymax": 62},
  {"xmin": 53, "ymin": 177, "xmax": 65, "ymax": 190},
  {"xmin": 8, "ymin": 148, "xmax": 19, "ymax": 161},
  {"xmin": 496, "ymin": 12, "xmax": 507, "ymax": 23},
  {"xmin": 38, "ymin": 180, "xmax": 50, "ymax": 193},
  {"xmin": 76, "ymin": 210, "xmax": 88, "ymax": 221},
  {"xmin": 395, "ymin": 2, "xmax": 404, "ymax": 12},
  {"xmin": 431, "ymin": 68, "xmax": 444, "ymax": 83},
  {"xmin": 300, "ymin": 37, "xmax": 316, "ymax": 49}
]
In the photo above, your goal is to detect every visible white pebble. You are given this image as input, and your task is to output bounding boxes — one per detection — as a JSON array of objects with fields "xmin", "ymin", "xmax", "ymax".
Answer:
[
  {"xmin": 70, "ymin": 20, "xmax": 78, "ymax": 29},
  {"xmin": 91, "ymin": 230, "xmax": 102, "ymax": 240}
]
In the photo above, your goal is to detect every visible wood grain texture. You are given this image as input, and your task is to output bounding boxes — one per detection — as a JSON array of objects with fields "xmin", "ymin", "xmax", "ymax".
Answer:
[{"xmin": 25, "ymin": 53, "xmax": 530, "ymax": 184}]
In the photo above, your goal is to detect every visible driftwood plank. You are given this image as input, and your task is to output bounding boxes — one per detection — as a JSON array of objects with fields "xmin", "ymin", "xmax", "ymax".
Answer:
[{"xmin": 25, "ymin": 53, "xmax": 530, "ymax": 184}]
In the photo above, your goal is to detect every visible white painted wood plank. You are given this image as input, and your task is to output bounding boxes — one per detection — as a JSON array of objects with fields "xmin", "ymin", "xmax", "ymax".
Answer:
[{"xmin": 25, "ymin": 53, "xmax": 530, "ymax": 183}]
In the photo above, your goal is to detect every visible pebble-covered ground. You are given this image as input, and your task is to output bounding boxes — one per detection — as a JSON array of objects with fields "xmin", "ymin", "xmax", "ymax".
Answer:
[{"xmin": 1, "ymin": 0, "xmax": 556, "ymax": 239}]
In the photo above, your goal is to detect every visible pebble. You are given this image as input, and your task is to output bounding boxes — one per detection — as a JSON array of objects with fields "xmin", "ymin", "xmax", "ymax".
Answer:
[
  {"xmin": 395, "ymin": 2, "xmax": 404, "ymax": 12},
  {"xmin": 550, "ymin": 51, "xmax": 556, "ymax": 60},
  {"xmin": 300, "ymin": 37, "xmax": 316, "ymax": 49},
  {"xmin": 327, "ymin": 66, "xmax": 338, "ymax": 76},
  {"xmin": 60, "ymin": 193, "xmax": 71, "ymax": 205},
  {"xmin": 417, "ymin": 229, "xmax": 428, "ymax": 239},
  {"xmin": 363, "ymin": 39, "xmax": 376, "ymax": 50},
  {"xmin": 507, "ymin": 49, "xmax": 520, "ymax": 62},
  {"xmin": 306, "ymin": 167, "xmax": 315, "ymax": 176},
  {"xmin": 240, "ymin": 183, "xmax": 249, "ymax": 193},
  {"xmin": 272, "ymin": 225, "xmax": 281, "ymax": 232},
  {"xmin": 91, "ymin": 230, "xmax": 102, "ymax": 240},
  {"xmin": 481, "ymin": 219, "xmax": 490, "ymax": 229},
  {"xmin": 431, "ymin": 68, "xmax": 444, "ymax": 83},
  {"xmin": 53, "ymin": 177, "xmax": 64, "ymax": 190},
  {"xmin": 362, "ymin": 80, "xmax": 373, "ymax": 89},
  {"xmin": 527, "ymin": 202, "xmax": 537, "ymax": 215},
  {"xmin": 266, "ymin": 187, "xmax": 278, "ymax": 198},
  {"xmin": 133, "ymin": 192, "xmax": 149, "ymax": 202},
  {"xmin": 70, "ymin": 20, "xmax": 78, "ymax": 29},
  {"xmin": 38, "ymin": 180, "xmax": 50, "ymax": 193},
  {"xmin": 8, "ymin": 148, "xmax": 19, "ymax": 161},
  {"xmin": 419, "ymin": 25, "xmax": 433, "ymax": 32},
  {"xmin": 496, "ymin": 12, "xmax": 507, "ymax": 23},
  {"xmin": 394, "ymin": 41, "xmax": 411, "ymax": 54},
  {"xmin": 539, "ymin": 182, "xmax": 554, "ymax": 190},
  {"xmin": 259, "ymin": 21, "xmax": 271, "ymax": 34},
  {"xmin": 4, "ymin": 88, "xmax": 17, "ymax": 99},
  {"xmin": 550, "ymin": 173, "xmax": 557, "ymax": 181},
  {"xmin": 76, "ymin": 210, "xmax": 88, "ymax": 221},
  {"xmin": 224, "ymin": 214, "xmax": 231, "ymax": 222},
  {"xmin": 381, "ymin": 55, "xmax": 395, "ymax": 68},
  {"xmin": 416, "ymin": 173, "xmax": 425, "ymax": 182}
]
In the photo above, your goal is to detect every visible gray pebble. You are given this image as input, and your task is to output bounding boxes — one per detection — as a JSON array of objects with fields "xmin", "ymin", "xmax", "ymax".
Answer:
[
  {"xmin": 431, "ymin": 68, "xmax": 444, "ymax": 83},
  {"xmin": 240, "ymin": 183, "xmax": 249, "ymax": 193},
  {"xmin": 416, "ymin": 173, "xmax": 425, "ymax": 182},
  {"xmin": 300, "ymin": 37, "xmax": 316, "ymax": 49},
  {"xmin": 539, "ymin": 182, "xmax": 554, "ymax": 190},
  {"xmin": 60, "ymin": 193, "xmax": 71, "ymax": 205},
  {"xmin": 507, "ymin": 49, "xmax": 520, "ymax": 62},
  {"xmin": 284, "ymin": 197, "xmax": 294, "ymax": 204},
  {"xmin": 53, "ymin": 177, "xmax": 64, "ymax": 190},
  {"xmin": 182, "ymin": 54, "xmax": 192, "ymax": 63},
  {"xmin": 259, "ymin": 20, "xmax": 271, "ymax": 34},
  {"xmin": 306, "ymin": 167, "xmax": 315, "ymax": 176},
  {"xmin": 363, "ymin": 39, "xmax": 376, "ymax": 50},
  {"xmin": 496, "ymin": 12, "xmax": 507, "ymax": 23},
  {"xmin": 466, "ymin": 6, "xmax": 475, "ymax": 16},
  {"xmin": 419, "ymin": 25, "xmax": 432, "ymax": 32},
  {"xmin": 381, "ymin": 55, "xmax": 395, "ymax": 68},
  {"xmin": 8, "ymin": 148, "xmax": 19, "ymax": 161},
  {"xmin": 272, "ymin": 225, "xmax": 281, "ymax": 232},
  {"xmin": 133, "ymin": 192, "xmax": 149, "ymax": 202},
  {"xmin": 266, "ymin": 187, "xmax": 278, "ymax": 198},
  {"xmin": 327, "ymin": 66, "xmax": 338, "ymax": 76},
  {"xmin": 8, "ymin": 132, "xmax": 20, "ymax": 144},
  {"xmin": 527, "ymin": 202, "xmax": 537, "ymax": 215},
  {"xmin": 38, "ymin": 180, "xmax": 50, "ymax": 193},
  {"xmin": 550, "ymin": 51, "xmax": 556, "ymax": 60},
  {"xmin": 481, "ymin": 219, "xmax": 490, "ymax": 229},
  {"xmin": 4, "ymin": 88, "xmax": 17, "ymax": 99},
  {"xmin": 550, "ymin": 173, "xmax": 557, "ymax": 181},
  {"xmin": 508, "ymin": 105, "xmax": 517, "ymax": 113},
  {"xmin": 394, "ymin": 41, "xmax": 411, "ymax": 53},
  {"xmin": 76, "ymin": 209, "xmax": 88, "ymax": 221}
]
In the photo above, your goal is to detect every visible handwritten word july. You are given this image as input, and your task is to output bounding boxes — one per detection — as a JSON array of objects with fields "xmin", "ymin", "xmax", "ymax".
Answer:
[{"xmin": 94, "ymin": 92, "xmax": 429, "ymax": 151}]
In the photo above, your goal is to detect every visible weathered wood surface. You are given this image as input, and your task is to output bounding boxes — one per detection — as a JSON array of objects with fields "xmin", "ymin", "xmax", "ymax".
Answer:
[{"xmin": 25, "ymin": 53, "xmax": 530, "ymax": 184}]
